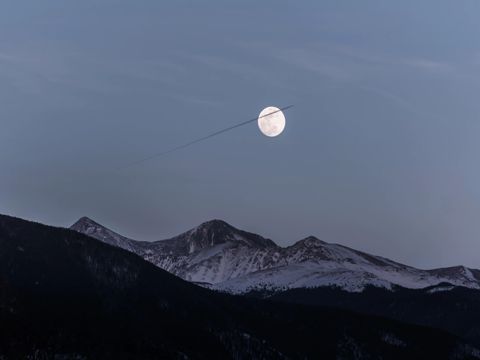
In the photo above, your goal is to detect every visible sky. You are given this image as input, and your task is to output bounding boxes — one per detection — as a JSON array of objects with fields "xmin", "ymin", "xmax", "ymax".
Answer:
[{"xmin": 2, "ymin": 0, "xmax": 480, "ymax": 269}]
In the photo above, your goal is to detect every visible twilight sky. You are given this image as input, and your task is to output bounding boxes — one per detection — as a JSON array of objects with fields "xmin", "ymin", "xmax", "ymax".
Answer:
[{"xmin": 2, "ymin": 0, "xmax": 480, "ymax": 269}]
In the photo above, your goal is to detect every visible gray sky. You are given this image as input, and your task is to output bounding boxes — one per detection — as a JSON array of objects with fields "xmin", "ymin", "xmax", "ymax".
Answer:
[{"xmin": 2, "ymin": 0, "xmax": 480, "ymax": 269}]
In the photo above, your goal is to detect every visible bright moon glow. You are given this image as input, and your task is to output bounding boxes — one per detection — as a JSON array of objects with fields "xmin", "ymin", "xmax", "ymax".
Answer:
[{"xmin": 258, "ymin": 106, "xmax": 286, "ymax": 137}]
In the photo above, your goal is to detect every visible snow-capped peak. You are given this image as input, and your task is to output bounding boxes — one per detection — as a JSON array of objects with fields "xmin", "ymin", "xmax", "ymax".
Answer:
[
  {"xmin": 70, "ymin": 217, "xmax": 480, "ymax": 294},
  {"xmin": 180, "ymin": 219, "xmax": 276, "ymax": 252},
  {"xmin": 70, "ymin": 217, "xmax": 139, "ymax": 252},
  {"xmin": 70, "ymin": 216, "xmax": 106, "ymax": 237}
]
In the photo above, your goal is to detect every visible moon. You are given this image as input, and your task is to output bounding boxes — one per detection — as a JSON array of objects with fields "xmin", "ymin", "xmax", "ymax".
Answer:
[{"xmin": 258, "ymin": 106, "xmax": 286, "ymax": 137}]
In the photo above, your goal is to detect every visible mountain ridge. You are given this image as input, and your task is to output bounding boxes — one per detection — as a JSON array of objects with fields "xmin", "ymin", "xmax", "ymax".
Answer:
[{"xmin": 70, "ymin": 216, "xmax": 480, "ymax": 293}]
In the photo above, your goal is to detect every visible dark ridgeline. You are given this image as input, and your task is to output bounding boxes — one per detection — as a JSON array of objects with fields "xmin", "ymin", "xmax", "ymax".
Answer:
[
  {"xmin": 0, "ymin": 214, "xmax": 478, "ymax": 359},
  {"xmin": 258, "ymin": 284, "xmax": 480, "ymax": 349}
]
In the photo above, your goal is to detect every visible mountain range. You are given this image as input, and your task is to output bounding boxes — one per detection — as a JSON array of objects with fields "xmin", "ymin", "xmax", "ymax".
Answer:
[
  {"xmin": 69, "ymin": 216, "xmax": 480, "ymax": 349},
  {"xmin": 71, "ymin": 216, "xmax": 480, "ymax": 293},
  {"xmin": 3, "ymin": 213, "xmax": 477, "ymax": 359}
]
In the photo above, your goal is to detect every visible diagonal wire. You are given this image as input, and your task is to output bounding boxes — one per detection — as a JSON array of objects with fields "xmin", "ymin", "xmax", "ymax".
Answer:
[{"xmin": 122, "ymin": 105, "xmax": 293, "ymax": 169}]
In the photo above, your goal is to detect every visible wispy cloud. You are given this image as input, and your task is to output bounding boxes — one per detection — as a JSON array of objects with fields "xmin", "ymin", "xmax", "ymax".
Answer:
[
  {"xmin": 273, "ymin": 48, "xmax": 356, "ymax": 81},
  {"xmin": 400, "ymin": 58, "xmax": 453, "ymax": 73},
  {"xmin": 268, "ymin": 43, "xmax": 455, "ymax": 81},
  {"xmin": 331, "ymin": 45, "xmax": 454, "ymax": 74},
  {"xmin": 359, "ymin": 85, "xmax": 421, "ymax": 116},
  {"xmin": 192, "ymin": 53, "xmax": 291, "ymax": 89},
  {"xmin": 0, "ymin": 50, "xmax": 72, "ymax": 91}
]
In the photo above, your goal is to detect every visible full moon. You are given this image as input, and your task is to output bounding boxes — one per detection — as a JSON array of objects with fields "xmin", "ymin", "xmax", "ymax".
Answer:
[{"xmin": 258, "ymin": 106, "xmax": 286, "ymax": 137}]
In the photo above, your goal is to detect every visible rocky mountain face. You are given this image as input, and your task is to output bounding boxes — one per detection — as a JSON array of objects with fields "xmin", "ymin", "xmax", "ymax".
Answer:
[
  {"xmin": 70, "ymin": 217, "xmax": 480, "ymax": 293},
  {"xmin": 4, "ymin": 213, "xmax": 476, "ymax": 359}
]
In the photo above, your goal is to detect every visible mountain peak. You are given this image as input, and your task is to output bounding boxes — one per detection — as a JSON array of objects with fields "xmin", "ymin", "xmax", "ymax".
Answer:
[
  {"xmin": 70, "ymin": 216, "xmax": 139, "ymax": 252},
  {"xmin": 71, "ymin": 216, "xmax": 100, "ymax": 231},
  {"xmin": 72, "ymin": 216, "xmax": 98, "ymax": 227},
  {"xmin": 187, "ymin": 219, "xmax": 237, "ymax": 242},
  {"xmin": 292, "ymin": 236, "xmax": 327, "ymax": 248},
  {"xmin": 173, "ymin": 219, "xmax": 277, "ymax": 253},
  {"xmin": 195, "ymin": 219, "xmax": 235, "ymax": 230},
  {"xmin": 303, "ymin": 235, "xmax": 325, "ymax": 243}
]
